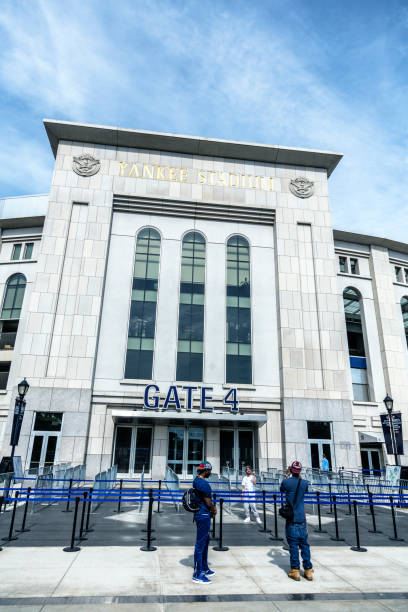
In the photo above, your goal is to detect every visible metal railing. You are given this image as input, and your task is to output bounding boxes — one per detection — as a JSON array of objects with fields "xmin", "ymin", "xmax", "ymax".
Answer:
[{"xmin": 165, "ymin": 465, "xmax": 180, "ymax": 512}]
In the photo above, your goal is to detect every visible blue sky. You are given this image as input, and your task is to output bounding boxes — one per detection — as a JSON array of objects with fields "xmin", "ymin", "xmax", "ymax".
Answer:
[{"xmin": 0, "ymin": 0, "xmax": 407, "ymax": 240}]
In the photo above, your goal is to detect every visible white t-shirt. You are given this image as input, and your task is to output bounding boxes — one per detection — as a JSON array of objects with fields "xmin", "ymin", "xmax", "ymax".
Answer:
[{"xmin": 242, "ymin": 474, "xmax": 256, "ymax": 492}]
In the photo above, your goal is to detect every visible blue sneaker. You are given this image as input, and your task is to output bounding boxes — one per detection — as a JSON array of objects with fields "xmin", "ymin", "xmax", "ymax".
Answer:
[
  {"xmin": 205, "ymin": 569, "xmax": 215, "ymax": 576},
  {"xmin": 193, "ymin": 571, "xmax": 212, "ymax": 584}
]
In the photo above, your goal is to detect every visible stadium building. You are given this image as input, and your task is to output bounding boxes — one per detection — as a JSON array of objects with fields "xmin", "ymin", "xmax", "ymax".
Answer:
[{"xmin": 0, "ymin": 120, "xmax": 407, "ymax": 478}]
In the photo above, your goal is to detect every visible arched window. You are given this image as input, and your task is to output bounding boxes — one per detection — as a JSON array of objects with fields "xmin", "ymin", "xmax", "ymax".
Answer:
[
  {"xmin": 343, "ymin": 287, "xmax": 369, "ymax": 401},
  {"xmin": 176, "ymin": 232, "xmax": 206, "ymax": 382},
  {"xmin": 1, "ymin": 274, "xmax": 26, "ymax": 320},
  {"xmin": 401, "ymin": 297, "xmax": 408, "ymax": 348},
  {"xmin": 226, "ymin": 236, "xmax": 252, "ymax": 384},
  {"xmin": 124, "ymin": 228, "xmax": 161, "ymax": 380}
]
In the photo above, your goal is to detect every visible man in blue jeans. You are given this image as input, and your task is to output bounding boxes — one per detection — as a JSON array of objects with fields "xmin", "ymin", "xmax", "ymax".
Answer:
[
  {"xmin": 192, "ymin": 461, "xmax": 217, "ymax": 584},
  {"xmin": 280, "ymin": 461, "xmax": 314, "ymax": 581}
]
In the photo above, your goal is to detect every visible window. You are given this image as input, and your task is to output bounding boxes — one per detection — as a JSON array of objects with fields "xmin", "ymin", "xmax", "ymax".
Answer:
[
  {"xmin": 339, "ymin": 256, "xmax": 347, "ymax": 273},
  {"xmin": 395, "ymin": 267, "xmax": 403, "ymax": 282},
  {"xmin": 124, "ymin": 228, "xmax": 161, "ymax": 380},
  {"xmin": 23, "ymin": 243, "xmax": 34, "ymax": 260},
  {"xmin": 34, "ymin": 412, "xmax": 63, "ymax": 431},
  {"xmin": 0, "ymin": 362, "xmax": 10, "ymax": 390},
  {"xmin": 405, "ymin": 269, "xmax": 408, "ymax": 285},
  {"xmin": 343, "ymin": 287, "xmax": 369, "ymax": 401},
  {"xmin": 1, "ymin": 274, "xmax": 26, "ymax": 320},
  {"xmin": 350, "ymin": 258, "xmax": 359, "ymax": 275},
  {"xmin": 401, "ymin": 297, "xmax": 408, "ymax": 348},
  {"xmin": 176, "ymin": 232, "xmax": 205, "ymax": 382},
  {"xmin": 307, "ymin": 421, "xmax": 331, "ymax": 440},
  {"xmin": 11, "ymin": 244, "xmax": 22, "ymax": 260},
  {"xmin": 226, "ymin": 236, "xmax": 252, "ymax": 383}
]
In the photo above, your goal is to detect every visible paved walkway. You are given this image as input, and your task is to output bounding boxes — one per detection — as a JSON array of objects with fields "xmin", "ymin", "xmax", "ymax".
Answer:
[{"xmin": 0, "ymin": 497, "xmax": 407, "ymax": 610}]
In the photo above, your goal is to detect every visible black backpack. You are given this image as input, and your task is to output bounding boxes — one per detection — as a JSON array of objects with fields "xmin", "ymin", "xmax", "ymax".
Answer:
[
  {"xmin": 279, "ymin": 478, "xmax": 301, "ymax": 521},
  {"xmin": 182, "ymin": 488, "xmax": 201, "ymax": 513}
]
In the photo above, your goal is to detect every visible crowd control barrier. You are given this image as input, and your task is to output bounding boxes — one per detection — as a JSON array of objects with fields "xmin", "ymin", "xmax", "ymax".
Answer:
[{"xmin": 165, "ymin": 465, "xmax": 180, "ymax": 512}]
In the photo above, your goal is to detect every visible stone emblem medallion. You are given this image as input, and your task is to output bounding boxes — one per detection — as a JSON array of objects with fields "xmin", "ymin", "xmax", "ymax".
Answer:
[
  {"xmin": 72, "ymin": 154, "xmax": 101, "ymax": 177},
  {"xmin": 289, "ymin": 176, "xmax": 314, "ymax": 198}
]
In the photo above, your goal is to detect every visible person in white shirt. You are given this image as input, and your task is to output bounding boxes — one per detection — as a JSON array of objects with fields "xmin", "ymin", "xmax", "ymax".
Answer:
[{"xmin": 241, "ymin": 465, "xmax": 262, "ymax": 524}]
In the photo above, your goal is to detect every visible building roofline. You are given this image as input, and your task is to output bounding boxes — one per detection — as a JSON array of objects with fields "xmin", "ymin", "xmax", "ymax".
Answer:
[
  {"xmin": 333, "ymin": 229, "xmax": 408, "ymax": 256},
  {"xmin": 43, "ymin": 119, "xmax": 343, "ymax": 177}
]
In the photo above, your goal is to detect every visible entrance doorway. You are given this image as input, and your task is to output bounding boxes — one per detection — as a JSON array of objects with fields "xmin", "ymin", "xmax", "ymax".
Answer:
[
  {"xmin": 113, "ymin": 425, "xmax": 153, "ymax": 476},
  {"xmin": 307, "ymin": 421, "xmax": 334, "ymax": 471},
  {"xmin": 220, "ymin": 428, "xmax": 255, "ymax": 474},
  {"xmin": 309, "ymin": 441, "xmax": 333, "ymax": 471},
  {"xmin": 360, "ymin": 443, "xmax": 383, "ymax": 476},
  {"xmin": 27, "ymin": 412, "xmax": 63, "ymax": 471},
  {"xmin": 167, "ymin": 426, "xmax": 204, "ymax": 476}
]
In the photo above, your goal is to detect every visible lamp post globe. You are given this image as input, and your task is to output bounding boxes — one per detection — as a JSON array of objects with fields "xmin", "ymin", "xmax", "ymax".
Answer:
[
  {"xmin": 17, "ymin": 378, "xmax": 29, "ymax": 400},
  {"xmin": 383, "ymin": 394, "xmax": 393, "ymax": 413}
]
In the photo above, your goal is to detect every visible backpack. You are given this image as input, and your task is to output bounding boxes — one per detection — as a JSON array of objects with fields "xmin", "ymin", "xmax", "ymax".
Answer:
[
  {"xmin": 182, "ymin": 488, "xmax": 201, "ymax": 513},
  {"xmin": 279, "ymin": 478, "xmax": 301, "ymax": 521}
]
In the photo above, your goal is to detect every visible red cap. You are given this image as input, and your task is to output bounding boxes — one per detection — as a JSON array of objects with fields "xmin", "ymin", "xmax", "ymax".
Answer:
[{"xmin": 291, "ymin": 461, "xmax": 302, "ymax": 474}]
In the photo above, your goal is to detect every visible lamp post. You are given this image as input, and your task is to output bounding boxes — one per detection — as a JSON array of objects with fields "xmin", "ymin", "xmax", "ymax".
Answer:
[
  {"xmin": 10, "ymin": 378, "xmax": 30, "ymax": 458},
  {"xmin": 383, "ymin": 394, "xmax": 399, "ymax": 467}
]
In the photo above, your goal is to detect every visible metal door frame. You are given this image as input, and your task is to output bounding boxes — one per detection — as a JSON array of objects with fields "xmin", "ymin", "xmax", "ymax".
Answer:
[
  {"xmin": 220, "ymin": 426, "xmax": 255, "ymax": 473},
  {"xmin": 309, "ymin": 439, "xmax": 335, "ymax": 470},
  {"xmin": 27, "ymin": 431, "xmax": 62, "ymax": 471},
  {"xmin": 167, "ymin": 425, "xmax": 205, "ymax": 478},
  {"xmin": 113, "ymin": 424, "xmax": 153, "ymax": 477}
]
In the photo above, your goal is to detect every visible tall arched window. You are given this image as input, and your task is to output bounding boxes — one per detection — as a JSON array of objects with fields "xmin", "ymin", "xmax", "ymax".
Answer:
[
  {"xmin": 401, "ymin": 297, "xmax": 408, "ymax": 348},
  {"xmin": 176, "ymin": 232, "xmax": 206, "ymax": 382},
  {"xmin": 343, "ymin": 287, "xmax": 369, "ymax": 401},
  {"xmin": 124, "ymin": 228, "xmax": 161, "ymax": 380},
  {"xmin": 226, "ymin": 236, "xmax": 252, "ymax": 383},
  {"xmin": 1, "ymin": 274, "xmax": 26, "ymax": 320}
]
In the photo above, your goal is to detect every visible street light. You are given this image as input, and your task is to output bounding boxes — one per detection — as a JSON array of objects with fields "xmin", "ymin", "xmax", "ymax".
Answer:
[
  {"xmin": 10, "ymin": 378, "xmax": 30, "ymax": 458},
  {"xmin": 383, "ymin": 394, "xmax": 399, "ymax": 467}
]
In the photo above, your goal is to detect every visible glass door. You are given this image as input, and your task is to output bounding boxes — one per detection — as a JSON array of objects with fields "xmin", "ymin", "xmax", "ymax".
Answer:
[
  {"xmin": 309, "ymin": 441, "xmax": 333, "ymax": 470},
  {"xmin": 113, "ymin": 425, "xmax": 153, "ymax": 476},
  {"xmin": 168, "ymin": 427, "xmax": 184, "ymax": 474},
  {"xmin": 361, "ymin": 448, "xmax": 382, "ymax": 476},
  {"xmin": 187, "ymin": 428, "xmax": 204, "ymax": 475},
  {"xmin": 167, "ymin": 426, "xmax": 204, "ymax": 476},
  {"xmin": 220, "ymin": 428, "xmax": 255, "ymax": 474},
  {"xmin": 27, "ymin": 412, "xmax": 62, "ymax": 472}
]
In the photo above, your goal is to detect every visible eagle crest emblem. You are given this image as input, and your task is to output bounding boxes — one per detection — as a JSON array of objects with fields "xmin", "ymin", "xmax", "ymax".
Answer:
[
  {"xmin": 72, "ymin": 154, "xmax": 100, "ymax": 177},
  {"xmin": 289, "ymin": 176, "xmax": 314, "ymax": 199}
]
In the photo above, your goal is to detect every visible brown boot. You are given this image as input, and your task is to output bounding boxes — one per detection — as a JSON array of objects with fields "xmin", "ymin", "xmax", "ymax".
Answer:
[
  {"xmin": 288, "ymin": 568, "xmax": 301, "ymax": 581},
  {"xmin": 304, "ymin": 568, "xmax": 314, "ymax": 581}
]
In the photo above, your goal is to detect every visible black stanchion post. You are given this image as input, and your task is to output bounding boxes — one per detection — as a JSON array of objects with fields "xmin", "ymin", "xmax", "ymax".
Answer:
[
  {"xmin": 154, "ymin": 480, "xmax": 163, "ymax": 514},
  {"xmin": 78, "ymin": 491, "xmax": 88, "ymax": 541},
  {"xmin": 141, "ymin": 489, "xmax": 157, "ymax": 551},
  {"xmin": 210, "ymin": 493, "xmax": 217, "ymax": 540},
  {"xmin": 0, "ymin": 495, "xmax": 4, "ymax": 514},
  {"xmin": 63, "ymin": 478, "xmax": 73, "ymax": 513},
  {"xmin": 115, "ymin": 479, "xmax": 123, "ymax": 514},
  {"xmin": 258, "ymin": 490, "xmax": 271, "ymax": 533},
  {"xmin": 142, "ymin": 487, "xmax": 156, "ymax": 534},
  {"xmin": 328, "ymin": 483, "xmax": 333, "ymax": 513},
  {"xmin": 17, "ymin": 487, "xmax": 31, "ymax": 533},
  {"xmin": 2, "ymin": 491, "xmax": 19, "ymax": 542},
  {"xmin": 213, "ymin": 498, "xmax": 229, "ymax": 551},
  {"xmin": 330, "ymin": 495, "xmax": 344, "ymax": 541},
  {"xmin": 346, "ymin": 483, "xmax": 352, "ymax": 515},
  {"xmin": 269, "ymin": 493, "xmax": 283, "ymax": 541},
  {"xmin": 389, "ymin": 495, "xmax": 404, "ymax": 542},
  {"xmin": 85, "ymin": 487, "xmax": 94, "ymax": 533},
  {"xmin": 350, "ymin": 500, "xmax": 367, "ymax": 552},
  {"xmin": 368, "ymin": 492, "xmax": 381, "ymax": 534},
  {"xmin": 63, "ymin": 496, "xmax": 81, "ymax": 552},
  {"xmin": 314, "ymin": 491, "xmax": 326, "ymax": 533}
]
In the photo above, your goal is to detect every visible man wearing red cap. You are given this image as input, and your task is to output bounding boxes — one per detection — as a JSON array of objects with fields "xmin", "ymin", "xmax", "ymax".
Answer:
[{"xmin": 280, "ymin": 461, "xmax": 314, "ymax": 582}]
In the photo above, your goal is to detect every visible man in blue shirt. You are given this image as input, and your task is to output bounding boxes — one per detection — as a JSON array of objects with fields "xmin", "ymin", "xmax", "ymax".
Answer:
[
  {"xmin": 192, "ymin": 461, "xmax": 217, "ymax": 584},
  {"xmin": 321, "ymin": 454, "xmax": 330, "ymax": 471},
  {"xmin": 280, "ymin": 461, "xmax": 313, "ymax": 582}
]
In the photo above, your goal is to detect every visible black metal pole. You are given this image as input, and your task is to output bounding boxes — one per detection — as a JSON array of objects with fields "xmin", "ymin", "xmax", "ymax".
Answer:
[
  {"xmin": 115, "ymin": 478, "xmax": 123, "ymax": 513},
  {"xmin": 328, "ymin": 483, "xmax": 333, "ymax": 513},
  {"xmin": 154, "ymin": 479, "xmax": 163, "ymax": 513},
  {"xmin": 213, "ymin": 498, "xmax": 229, "ymax": 551},
  {"xmin": 210, "ymin": 493, "xmax": 217, "ymax": 540},
  {"xmin": 63, "ymin": 478, "xmax": 73, "ymax": 513},
  {"xmin": 17, "ymin": 487, "xmax": 31, "ymax": 533},
  {"xmin": 85, "ymin": 487, "xmax": 94, "ymax": 533},
  {"xmin": 63, "ymin": 496, "xmax": 81, "ymax": 552},
  {"xmin": 346, "ymin": 483, "xmax": 352, "ymax": 515},
  {"xmin": 330, "ymin": 495, "xmax": 344, "ymax": 541},
  {"xmin": 389, "ymin": 495, "xmax": 404, "ymax": 541},
  {"xmin": 368, "ymin": 492, "xmax": 381, "ymax": 534},
  {"xmin": 2, "ymin": 491, "xmax": 19, "ymax": 542},
  {"xmin": 140, "ymin": 489, "xmax": 157, "ymax": 551},
  {"xmin": 0, "ymin": 495, "xmax": 4, "ymax": 514},
  {"xmin": 269, "ymin": 493, "xmax": 283, "ymax": 541},
  {"xmin": 258, "ymin": 489, "xmax": 271, "ymax": 533},
  {"xmin": 350, "ymin": 500, "xmax": 367, "ymax": 552},
  {"xmin": 78, "ymin": 491, "xmax": 88, "ymax": 541},
  {"xmin": 314, "ymin": 491, "xmax": 326, "ymax": 533}
]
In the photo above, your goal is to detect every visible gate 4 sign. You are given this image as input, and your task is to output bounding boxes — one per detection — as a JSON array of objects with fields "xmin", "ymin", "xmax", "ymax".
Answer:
[{"xmin": 143, "ymin": 384, "xmax": 239, "ymax": 413}]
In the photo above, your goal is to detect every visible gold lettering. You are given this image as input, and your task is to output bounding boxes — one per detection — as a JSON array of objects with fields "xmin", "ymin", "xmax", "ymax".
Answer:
[
  {"xmin": 240, "ymin": 175, "xmax": 246, "ymax": 188},
  {"xmin": 217, "ymin": 172, "xmax": 227, "ymax": 186},
  {"xmin": 180, "ymin": 168, "xmax": 188, "ymax": 182},
  {"xmin": 208, "ymin": 171, "xmax": 216, "ymax": 185},
  {"xmin": 156, "ymin": 166, "xmax": 167, "ymax": 180},
  {"xmin": 269, "ymin": 177, "xmax": 273, "ymax": 191},
  {"xmin": 143, "ymin": 164, "xmax": 154, "ymax": 179},
  {"xmin": 198, "ymin": 170, "xmax": 207, "ymax": 184},
  {"xmin": 119, "ymin": 162, "xmax": 129, "ymax": 177},
  {"xmin": 229, "ymin": 174, "xmax": 239, "ymax": 187},
  {"xmin": 168, "ymin": 167, "xmax": 178, "ymax": 182},
  {"xmin": 128, "ymin": 163, "xmax": 140, "ymax": 178}
]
